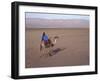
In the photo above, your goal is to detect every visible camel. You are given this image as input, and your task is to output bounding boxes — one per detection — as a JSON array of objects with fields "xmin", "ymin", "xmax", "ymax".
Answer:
[{"xmin": 40, "ymin": 36, "xmax": 59, "ymax": 51}]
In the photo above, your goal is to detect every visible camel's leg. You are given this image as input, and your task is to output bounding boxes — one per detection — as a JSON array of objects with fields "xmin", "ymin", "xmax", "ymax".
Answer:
[
  {"xmin": 40, "ymin": 44, "xmax": 42, "ymax": 51},
  {"xmin": 40, "ymin": 41, "xmax": 45, "ymax": 51}
]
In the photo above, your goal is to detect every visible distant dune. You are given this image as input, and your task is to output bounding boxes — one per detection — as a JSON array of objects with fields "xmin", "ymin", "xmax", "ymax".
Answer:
[{"xmin": 25, "ymin": 18, "xmax": 89, "ymax": 28}]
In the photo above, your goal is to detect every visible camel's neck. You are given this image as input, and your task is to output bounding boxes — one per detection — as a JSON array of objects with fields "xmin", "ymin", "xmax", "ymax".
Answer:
[{"xmin": 53, "ymin": 38, "xmax": 57, "ymax": 44}]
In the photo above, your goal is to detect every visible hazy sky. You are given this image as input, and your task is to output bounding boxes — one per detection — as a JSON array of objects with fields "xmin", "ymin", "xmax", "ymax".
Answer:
[{"xmin": 25, "ymin": 12, "xmax": 89, "ymax": 20}]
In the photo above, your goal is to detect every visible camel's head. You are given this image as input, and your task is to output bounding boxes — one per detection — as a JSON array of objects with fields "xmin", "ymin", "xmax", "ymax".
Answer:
[{"xmin": 54, "ymin": 36, "xmax": 59, "ymax": 39}]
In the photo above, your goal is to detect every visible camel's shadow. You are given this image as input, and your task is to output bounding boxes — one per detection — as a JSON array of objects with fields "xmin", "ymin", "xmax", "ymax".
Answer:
[{"xmin": 40, "ymin": 48, "xmax": 66, "ymax": 58}]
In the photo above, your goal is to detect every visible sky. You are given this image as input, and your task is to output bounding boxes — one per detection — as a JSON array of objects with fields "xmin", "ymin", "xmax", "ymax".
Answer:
[{"xmin": 25, "ymin": 12, "xmax": 89, "ymax": 20}]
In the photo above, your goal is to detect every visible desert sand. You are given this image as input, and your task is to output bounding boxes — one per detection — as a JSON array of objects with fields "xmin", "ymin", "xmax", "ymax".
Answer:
[{"xmin": 25, "ymin": 28, "xmax": 89, "ymax": 68}]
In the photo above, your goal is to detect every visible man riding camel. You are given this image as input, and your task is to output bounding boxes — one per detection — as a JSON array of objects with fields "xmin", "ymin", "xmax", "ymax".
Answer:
[
  {"xmin": 41, "ymin": 32, "xmax": 54, "ymax": 48},
  {"xmin": 40, "ymin": 32, "xmax": 59, "ymax": 51}
]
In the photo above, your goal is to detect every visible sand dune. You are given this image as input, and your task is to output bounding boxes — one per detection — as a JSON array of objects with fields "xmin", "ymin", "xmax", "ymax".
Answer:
[
  {"xmin": 25, "ymin": 18, "xmax": 89, "ymax": 28},
  {"xmin": 25, "ymin": 28, "xmax": 89, "ymax": 68}
]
